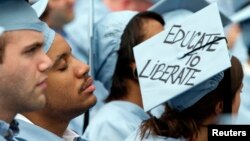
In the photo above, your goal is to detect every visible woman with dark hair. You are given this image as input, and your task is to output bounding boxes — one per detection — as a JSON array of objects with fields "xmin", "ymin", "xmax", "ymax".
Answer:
[
  {"xmin": 83, "ymin": 11, "xmax": 165, "ymax": 141},
  {"xmin": 125, "ymin": 56, "xmax": 243, "ymax": 141}
]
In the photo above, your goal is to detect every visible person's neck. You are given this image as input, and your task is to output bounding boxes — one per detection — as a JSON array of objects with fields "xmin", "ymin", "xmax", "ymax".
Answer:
[
  {"xmin": 121, "ymin": 79, "xmax": 143, "ymax": 109},
  {"xmin": 23, "ymin": 112, "xmax": 69, "ymax": 137},
  {"xmin": 0, "ymin": 103, "xmax": 16, "ymax": 123}
]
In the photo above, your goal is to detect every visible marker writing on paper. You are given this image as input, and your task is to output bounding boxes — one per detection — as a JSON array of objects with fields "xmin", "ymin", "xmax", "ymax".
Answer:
[
  {"xmin": 164, "ymin": 24, "xmax": 221, "ymax": 52},
  {"xmin": 139, "ymin": 53, "xmax": 201, "ymax": 86}
]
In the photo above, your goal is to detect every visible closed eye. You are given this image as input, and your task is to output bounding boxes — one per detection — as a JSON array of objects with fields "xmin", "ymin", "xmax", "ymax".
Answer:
[{"xmin": 55, "ymin": 56, "xmax": 68, "ymax": 72}]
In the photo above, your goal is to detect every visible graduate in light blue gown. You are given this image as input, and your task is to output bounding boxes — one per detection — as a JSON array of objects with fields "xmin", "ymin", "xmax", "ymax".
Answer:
[
  {"xmin": 66, "ymin": 0, "xmax": 155, "ymax": 134},
  {"xmin": 16, "ymin": 31, "xmax": 96, "ymax": 141},
  {"xmin": 124, "ymin": 4, "xmax": 242, "ymax": 140},
  {"xmin": 5, "ymin": 0, "xmax": 95, "ymax": 141},
  {"xmin": 83, "ymin": 11, "xmax": 165, "ymax": 141},
  {"xmin": 125, "ymin": 55, "xmax": 243, "ymax": 141},
  {"xmin": 37, "ymin": 1, "xmax": 110, "ymax": 134},
  {"xmin": 0, "ymin": 0, "xmax": 52, "ymax": 140},
  {"xmin": 14, "ymin": 29, "xmax": 66, "ymax": 141}
]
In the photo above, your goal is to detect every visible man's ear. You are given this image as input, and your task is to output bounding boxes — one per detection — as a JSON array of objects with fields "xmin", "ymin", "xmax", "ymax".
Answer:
[{"xmin": 215, "ymin": 101, "xmax": 224, "ymax": 115}]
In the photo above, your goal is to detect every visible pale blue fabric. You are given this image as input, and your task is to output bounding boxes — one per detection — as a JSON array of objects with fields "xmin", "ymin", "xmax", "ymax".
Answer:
[
  {"xmin": 61, "ymin": 19, "xmax": 109, "ymax": 136},
  {"xmin": 233, "ymin": 3, "xmax": 250, "ymax": 124},
  {"xmin": 0, "ymin": 121, "xmax": 9, "ymax": 139},
  {"xmin": 16, "ymin": 119, "xmax": 63, "ymax": 141},
  {"xmin": 0, "ymin": 120, "xmax": 22, "ymax": 141},
  {"xmin": 64, "ymin": 0, "xmax": 110, "ymax": 64},
  {"xmin": 31, "ymin": 0, "xmax": 48, "ymax": 17},
  {"xmin": 55, "ymin": 2, "xmax": 110, "ymax": 133},
  {"xmin": 0, "ymin": 0, "xmax": 45, "ymax": 32},
  {"xmin": 230, "ymin": 33, "xmax": 248, "ymax": 63},
  {"xmin": 149, "ymin": 0, "xmax": 231, "ymax": 26},
  {"xmin": 232, "ymin": 0, "xmax": 249, "ymax": 11},
  {"xmin": 83, "ymin": 101, "xmax": 149, "ymax": 141},
  {"xmin": 0, "ymin": 136, "xmax": 6, "ymax": 141},
  {"xmin": 69, "ymin": 80, "xmax": 108, "ymax": 135},
  {"xmin": 237, "ymin": 99, "xmax": 250, "ymax": 124},
  {"xmin": 64, "ymin": 2, "xmax": 137, "ymax": 91},
  {"xmin": 168, "ymin": 72, "xmax": 224, "ymax": 111},
  {"xmin": 68, "ymin": 11, "xmax": 137, "ymax": 135},
  {"xmin": 68, "ymin": 114, "xmax": 84, "ymax": 136},
  {"xmin": 161, "ymin": 9, "xmax": 193, "ymax": 27},
  {"xmin": 125, "ymin": 128, "xmax": 186, "ymax": 141},
  {"xmin": 42, "ymin": 25, "xmax": 56, "ymax": 53},
  {"xmin": 236, "ymin": 61, "xmax": 250, "ymax": 124},
  {"xmin": 0, "ymin": 0, "xmax": 54, "ymax": 53},
  {"xmin": 93, "ymin": 11, "xmax": 138, "ymax": 91},
  {"xmin": 206, "ymin": 0, "xmax": 235, "ymax": 17},
  {"xmin": 73, "ymin": 137, "xmax": 88, "ymax": 141}
]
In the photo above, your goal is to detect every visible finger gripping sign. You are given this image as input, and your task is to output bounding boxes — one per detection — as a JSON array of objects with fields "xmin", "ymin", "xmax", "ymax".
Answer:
[{"xmin": 134, "ymin": 3, "xmax": 231, "ymax": 112}]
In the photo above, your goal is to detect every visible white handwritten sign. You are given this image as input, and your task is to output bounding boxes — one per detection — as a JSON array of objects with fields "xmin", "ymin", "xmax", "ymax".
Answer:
[{"xmin": 134, "ymin": 3, "xmax": 231, "ymax": 112}]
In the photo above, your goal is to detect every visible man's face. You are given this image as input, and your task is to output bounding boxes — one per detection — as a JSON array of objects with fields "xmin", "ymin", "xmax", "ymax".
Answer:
[
  {"xmin": 45, "ymin": 34, "xmax": 96, "ymax": 118},
  {"xmin": 0, "ymin": 30, "xmax": 52, "ymax": 113},
  {"xmin": 49, "ymin": 0, "xmax": 75, "ymax": 25}
]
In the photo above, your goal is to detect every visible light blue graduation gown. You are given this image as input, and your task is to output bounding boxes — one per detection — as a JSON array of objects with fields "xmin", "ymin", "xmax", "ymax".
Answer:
[
  {"xmin": 0, "ymin": 120, "xmax": 20, "ymax": 141},
  {"xmin": 125, "ymin": 128, "xmax": 186, "ymax": 141},
  {"xmin": 63, "ymin": 0, "xmax": 116, "ymax": 134},
  {"xmin": 64, "ymin": 0, "xmax": 110, "ymax": 64},
  {"xmin": 0, "ymin": 136, "xmax": 6, "ymax": 141},
  {"xmin": 0, "ymin": 120, "xmax": 10, "ymax": 141},
  {"xmin": 83, "ymin": 101, "xmax": 149, "ymax": 141},
  {"xmin": 16, "ymin": 119, "xmax": 63, "ymax": 141},
  {"xmin": 69, "ymin": 81, "xmax": 109, "ymax": 135},
  {"xmin": 231, "ymin": 34, "xmax": 248, "ymax": 63}
]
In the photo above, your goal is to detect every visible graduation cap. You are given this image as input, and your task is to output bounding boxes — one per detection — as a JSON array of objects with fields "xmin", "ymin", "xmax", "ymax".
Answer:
[
  {"xmin": 231, "ymin": 0, "xmax": 250, "ymax": 12},
  {"xmin": 230, "ymin": 4, "xmax": 250, "ymax": 23},
  {"xmin": 0, "ymin": 0, "xmax": 55, "ymax": 53},
  {"xmin": 42, "ymin": 25, "xmax": 56, "ymax": 53},
  {"xmin": 230, "ymin": 2, "xmax": 250, "ymax": 49},
  {"xmin": 0, "ymin": 0, "xmax": 45, "ymax": 32},
  {"xmin": 30, "ymin": 0, "xmax": 49, "ymax": 17},
  {"xmin": 134, "ymin": 3, "xmax": 231, "ymax": 111},
  {"xmin": 148, "ymin": 0, "xmax": 231, "ymax": 27},
  {"xmin": 93, "ymin": 10, "xmax": 138, "ymax": 91}
]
